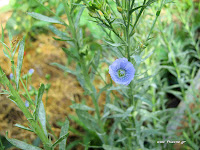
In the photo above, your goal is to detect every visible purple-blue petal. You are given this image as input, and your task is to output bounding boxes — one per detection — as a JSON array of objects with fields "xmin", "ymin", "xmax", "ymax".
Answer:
[
  {"xmin": 28, "ymin": 69, "xmax": 34, "ymax": 75},
  {"xmin": 109, "ymin": 58, "xmax": 135, "ymax": 86}
]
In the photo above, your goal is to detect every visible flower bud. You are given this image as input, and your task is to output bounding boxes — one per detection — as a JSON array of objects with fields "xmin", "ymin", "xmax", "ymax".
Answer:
[
  {"xmin": 117, "ymin": 6, "xmax": 123, "ymax": 13},
  {"xmin": 89, "ymin": 11, "xmax": 98, "ymax": 18}
]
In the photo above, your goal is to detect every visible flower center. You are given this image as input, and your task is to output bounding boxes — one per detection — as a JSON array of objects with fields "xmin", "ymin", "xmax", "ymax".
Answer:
[{"xmin": 117, "ymin": 69, "xmax": 126, "ymax": 78}]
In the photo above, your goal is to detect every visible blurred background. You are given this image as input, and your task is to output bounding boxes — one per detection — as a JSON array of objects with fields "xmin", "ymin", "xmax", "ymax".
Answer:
[{"xmin": 0, "ymin": 0, "xmax": 200, "ymax": 149}]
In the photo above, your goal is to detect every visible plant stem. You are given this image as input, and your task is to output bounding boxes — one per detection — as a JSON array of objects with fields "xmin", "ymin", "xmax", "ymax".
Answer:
[
  {"xmin": 20, "ymin": 77, "xmax": 34, "ymax": 105},
  {"xmin": 126, "ymin": 0, "xmax": 133, "ymax": 106}
]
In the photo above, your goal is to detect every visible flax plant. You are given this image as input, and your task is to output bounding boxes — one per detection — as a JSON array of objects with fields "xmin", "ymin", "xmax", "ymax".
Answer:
[{"xmin": 27, "ymin": 0, "xmax": 169, "ymax": 149}]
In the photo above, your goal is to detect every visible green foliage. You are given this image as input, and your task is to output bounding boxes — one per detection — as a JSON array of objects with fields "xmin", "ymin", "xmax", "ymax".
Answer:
[{"xmin": 0, "ymin": 0, "xmax": 199, "ymax": 149}]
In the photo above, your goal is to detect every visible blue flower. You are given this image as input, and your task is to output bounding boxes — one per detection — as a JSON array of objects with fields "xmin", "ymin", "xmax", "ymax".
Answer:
[
  {"xmin": 28, "ymin": 69, "xmax": 34, "ymax": 75},
  {"xmin": 9, "ymin": 73, "xmax": 13, "ymax": 79},
  {"xmin": 25, "ymin": 100, "xmax": 29, "ymax": 107},
  {"xmin": 109, "ymin": 58, "xmax": 135, "ymax": 86}
]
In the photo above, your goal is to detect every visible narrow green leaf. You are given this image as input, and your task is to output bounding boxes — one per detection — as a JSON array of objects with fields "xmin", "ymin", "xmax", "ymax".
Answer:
[
  {"xmin": 90, "ymin": 51, "xmax": 101, "ymax": 81},
  {"xmin": 66, "ymin": 140, "xmax": 82, "ymax": 150},
  {"xmin": 70, "ymin": 104, "xmax": 94, "ymax": 111},
  {"xmin": 131, "ymin": 54, "xmax": 142, "ymax": 64},
  {"xmin": 105, "ymin": 104, "xmax": 124, "ymax": 113},
  {"xmin": 49, "ymin": 25, "xmax": 69, "ymax": 38},
  {"xmin": 146, "ymin": 0, "xmax": 158, "ymax": 6},
  {"xmin": 59, "ymin": 119, "xmax": 69, "ymax": 150},
  {"xmin": 183, "ymin": 132, "xmax": 198, "ymax": 150},
  {"xmin": 68, "ymin": 115, "xmax": 89, "ymax": 133},
  {"xmin": 34, "ymin": 84, "xmax": 45, "ymax": 121},
  {"xmin": 3, "ymin": 49, "xmax": 9, "ymax": 59},
  {"xmin": 27, "ymin": 12, "xmax": 63, "ymax": 24},
  {"xmin": 8, "ymin": 32, "xmax": 13, "ymax": 44},
  {"xmin": 12, "ymin": 41, "xmax": 20, "ymax": 58},
  {"xmin": 134, "ymin": 95, "xmax": 153, "ymax": 106},
  {"xmin": 108, "ymin": 86, "xmax": 129, "ymax": 91},
  {"xmin": 96, "ymin": 83, "xmax": 112, "ymax": 101},
  {"xmin": 51, "ymin": 63, "xmax": 77, "ymax": 75},
  {"xmin": 75, "ymin": 7, "xmax": 85, "ymax": 29},
  {"xmin": 38, "ymin": 101, "xmax": 47, "ymax": 136},
  {"xmin": 136, "ymin": 75, "xmax": 153, "ymax": 83},
  {"xmin": 16, "ymin": 37, "xmax": 25, "ymax": 89},
  {"xmin": 122, "ymin": 106, "xmax": 134, "ymax": 119},
  {"xmin": 142, "ymin": 50, "xmax": 154, "ymax": 61},
  {"xmin": 6, "ymin": 133, "xmax": 42, "ymax": 150},
  {"xmin": 53, "ymin": 37, "xmax": 73, "ymax": 41},
  {"xmin": 14, "ymin": 124, "xmax": 33, "ymax": 132},
  {"xmin": 0, "ymin": 40, "xmax": 10, "ymax": 50},
  {"xmin": 61, "ymin": 48, "xmax": 78, "ymax": 60},
  {"xmin": 129, "ymin": 5, "xmax": 146, "ymax": 15},
  {"xmin": 1, "ymin": 24, "xmax": 4, "ymax": 42},
  {"xmin": 52, "ymin": 133, "xmax": 69, "ymax": 148},
  {"xmin": 103, "ymin": 144, "xmax": 121, "ymax": 150},
  {"xmin": 76, "ymin": 110, "xmax": 99, "ymax": 132},
  {"xmin": 104, "ymin": 40, "xmax": 122, "ymax": 47}
]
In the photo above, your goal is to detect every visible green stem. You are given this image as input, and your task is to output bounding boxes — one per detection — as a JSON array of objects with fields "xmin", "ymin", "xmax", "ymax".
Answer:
[
  {"xmin": 20, "ymin": 77, "xmax": 34, "ymax": 105},
  {"xmin": 146, "ymin": 0, "xmax": 164, "ymax": 42},
  {"xmin": 126, "ymin": 0, "xmax": 133, "ymax": 106},
  {"xmin": 129, "ymin": 0, "xmax": 146, "ymax": 36},
  {"xmin": 81, "ymin": 59, "xmax": 101, "ymax": 120}
]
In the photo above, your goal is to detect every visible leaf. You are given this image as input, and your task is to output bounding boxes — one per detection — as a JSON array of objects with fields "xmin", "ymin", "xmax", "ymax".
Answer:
[
  {"xmin": 164, "ymin": 0, "xmax": 175, "ymax": 4},
  {"xmin": 52, "ymin": 133, "xmax": 69, "ymax": 148},
  {"xmin": 112, "ymin": 19, "xmax": 125, "ymax": 27},
  {"xmin": 8, "ymin": 32, "xmax": 13, "ymax": 44},
  {"xmin": 129, "ymin": 5, "xmax": 146, "ymax": 15},
  {"xmin": 6, "ymin": 133, "xmax": 42, "ymax": 150},
  {"xmin": 61, "ymin": 48, "xmax": 78, "ymax": 60},
  {"xmin": 59, "ymin": 119, "xmax": 69, "ymax": 150},
  {"xmin": 105, "ymin": 104, "xmax": 124, "ymax": 113},
  {"xmin": 104, "ymin": 40, "xmax": 122, "ymax": 47},
  {"xmin": 90, "ymin": 59, "xmax": 100, "ymax": 81},
  {"xmin": 70, "ymin": 104, "xmax": 94, "ymax": 111},
  {"xmin": 34, "ymin": 84, "xmax": 45, "ymax": 121},
  {"xmin": 51, "ymin": 63, "xmax": 77, "ymax": 75},
  {"xmin": 1, "ymin": 24, "xmax": 4, "ymax": 41},
  {"xmin": 3, "ymin": 49, "xmax": 10, "ymax": 59},
  {"xmin": 68, "ymin": 115, "xmax": 88, "ymax": 133},
  {"xmin": 16, "ymin": 37, "xmax": 25, "ymax": 89},
  {"xmin": 146, "ymin": 0, "xmax": 158, "ymax": 6},
  {"xmin": 136, "ymin": 75, "xmax": 154, "ymax": 83},
  {"xmin": 96, "ymin": 83, "xmax": 112, "ymax": 101},
  {"xmin": 66, "ymin": 140, "xmax": 82, "ymax": 150},
  {"xmin": 122, "ymin": 106, "xmax": 134, "ymax": 119},
  {"xmin": 53, "ymin": 37, "xmax": 73, "ymax": 42},
  {"xmin": 38, "ymin": 101, "xmax": 47, "ymax": 136},
  {"xmin": 143, "ymin": 129, "xmax": 162, "ymax": 136},
  {"xmin": 27, "ymin": 12, "xmax": 63, "ymax": 24},
  {"xmin": 0, "ymin": 40, "xmax": 10, "ymax": 51},
  {"xmin": 131, "ymin": 54, "xmax": 142, "ymax": 64},
  {"xmin": 142, "ymin": 50, "xmax": 154, "ymax": 61},
  {"xmin": 76, "ymin": 110, "xmax": 100, "ymax": 132},
  {"xmin": 75, "ymin": 7, "xmax": 85, "ymax": 29},
  {"xmin": 12, "ymin": 41, "xmax": 20, "ymax": 58},
  {"xmin": 14, "ymin": 124, "xmax": 33, "ymax": 132},
  {"xmin": 108, "ymin": 86, "xmax": 129, "ymax": 91},
  {"xmin": 49, "ymin": 25, "xmax": 69, "ymax": 38},
  {"xmin": 103, "ymin": 144, "xmax": 121, "ymax": 150},
  {"xmin": 134, "ymin": 95, "xmax": 153, "ymax": 106}
]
